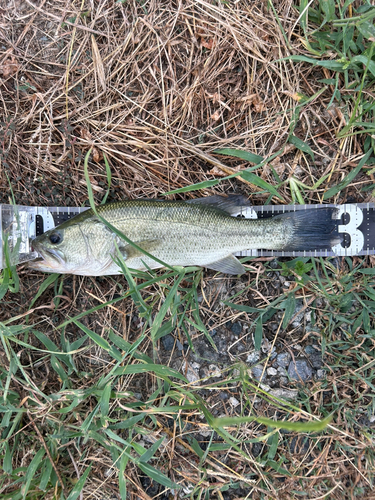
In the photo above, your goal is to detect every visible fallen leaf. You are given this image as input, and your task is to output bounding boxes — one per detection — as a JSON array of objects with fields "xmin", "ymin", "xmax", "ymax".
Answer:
[
  {"xmin": 79, "ymin": 127, "xmax": 92, "ymax": 141},
  {"xmin": 238, "ymin": 93, "xmax": 266, "ymax": 112},
  {"xmin": 252, "ymin": 95, "xmax": 266, "ymax": 113},
  {"xmin": 1, "ymin": 56, "xmax": 19, "ymax": 78},
  {"xmin": 209, "ymin": 165, "xmax": 241, "ymax": 177},
  {"xmin": 200, "ymin": 37, "xmax": 214, "ymax": 49},
  {"xmin": 284, "ymin": 91, "xmax": 309, "ymax": 103},
  {"xmin": 92, "ymin": 147, "xmax": 103, "ymax": 163}
]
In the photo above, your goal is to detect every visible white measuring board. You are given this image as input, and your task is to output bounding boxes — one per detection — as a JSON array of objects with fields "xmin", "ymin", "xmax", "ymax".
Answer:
[{"xmin": 1, "ymin": 202, "xmax": 374, "ymax": 269}]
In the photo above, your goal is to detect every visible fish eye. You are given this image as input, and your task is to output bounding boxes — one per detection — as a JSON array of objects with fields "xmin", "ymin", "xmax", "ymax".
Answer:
[{"xmin": 49, "ymin": 232, "xmax": 62, "ymax": 244}]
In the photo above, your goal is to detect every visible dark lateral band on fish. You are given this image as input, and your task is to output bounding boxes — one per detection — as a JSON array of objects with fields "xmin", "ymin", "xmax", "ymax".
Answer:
[{"xmin": 28, "ymin": 196, "xmax": 341, "ymax": 276}]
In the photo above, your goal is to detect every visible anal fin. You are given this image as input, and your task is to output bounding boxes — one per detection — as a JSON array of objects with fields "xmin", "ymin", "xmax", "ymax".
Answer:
[{"xmin": 206, "ymin": 254, "xmax": 246, "ymax": 275}]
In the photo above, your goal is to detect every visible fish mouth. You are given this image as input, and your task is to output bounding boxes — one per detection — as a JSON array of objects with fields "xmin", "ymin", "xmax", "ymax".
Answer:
[{"xmin": 30, "ymin": 242, "xmax": 65, "ymax": 270}]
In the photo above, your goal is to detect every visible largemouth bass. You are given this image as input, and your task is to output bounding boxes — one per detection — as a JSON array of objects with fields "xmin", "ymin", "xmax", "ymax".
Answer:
[{"xmin": 29, "ymin": 196, "xmax": 339, "ymax": 276}]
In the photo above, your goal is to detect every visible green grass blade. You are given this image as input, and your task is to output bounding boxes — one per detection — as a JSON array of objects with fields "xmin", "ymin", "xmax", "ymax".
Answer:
[
  {"xmin": 323, "ymin": 149, "xmax": 372, "ymax": 199},
  {"xmin": 66, "ymin": 463, "xmax": 92, "ymax": 500},
  {"xmin": 139, "ymin": 437, "xmax": 165, "ymax": 463},
  {"xmin": 100, "ymin": 382, "xmax": 112, "ymax": 419},
  {"xmin": 282, "ymin": 293, "xmax": 296, "ymax": 329},
  {"xmin": 138, "ymin": 462, "xmax": 180, "ymax": 489},
  {"xmin": 211, "ymin": 415, "xmax": 332, "ymax": 432},
  {"xmin": 22, "ymin": 448, "xmax": 45, "ymax": 499},
  {"xmin": 240, "ymin": 171, "xmax": 284, "ymax": 201},
  {"xmin": 254, "ymin": 317, "xmax": 263, "ymax": 351},
  {"xmin": 289, "ymin": 135, "xmax": 315, "ymax": 160},
  {"xmin": 112, "ymin": 363, "xmax": 188, "ymax": 382},
  {"xmin": 73, "ymin": 319, "xmax": 111, "ymax": 351},
  {"xmin": 28, "ymin": 274, "xmax": 60, "ymax": 311},
  {"xmin": 118, "ymin": 452, "xmax": 128, "ymax": 499},
  {"xmin": 0, "ymin": 269, "xmax": 10, "ymax": 301},
  {"xmin": 214, "ymin": 148, "xmax": 264, "ymax": 164},
  {"xmin": 39, "ymin": 459, "xmax": 53, "ymax": 491},
  {"xmin": 150, "ymin": 271, "xmax": 185, "ymax": 342},
  {"xmin": 101, "ymin": 153, "xmax": 112, "ymax": 204}
]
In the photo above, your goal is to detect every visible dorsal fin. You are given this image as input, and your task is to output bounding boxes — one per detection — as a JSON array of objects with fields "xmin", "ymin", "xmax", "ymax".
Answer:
[{"xmin": 186, "ymin": 195, "xmax": 251, "ymax": 215}]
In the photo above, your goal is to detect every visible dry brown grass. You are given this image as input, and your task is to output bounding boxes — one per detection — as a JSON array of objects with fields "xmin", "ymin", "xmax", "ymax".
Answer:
[
  {"xmin": 1, "ymin": 1, "xmax": 374, "ymax": 499},
  {"xmin": 1, "ymin": 0, "xmax": 370, "ymax": 207}
]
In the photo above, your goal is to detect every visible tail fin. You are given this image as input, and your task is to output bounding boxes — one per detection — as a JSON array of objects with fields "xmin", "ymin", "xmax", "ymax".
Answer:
[{"xmin": 276, "ymin": 208, "xmax": 340, "ymax": 251}]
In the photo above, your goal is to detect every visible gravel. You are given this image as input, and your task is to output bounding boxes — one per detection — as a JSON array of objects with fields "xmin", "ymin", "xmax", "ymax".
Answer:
[
  {"xmin": 309, "ymin": 353, "xmax": 323, "ymax": 369},
  {"xmin": 269, "ymin": 388, "xmax": 298, "ymax": 400},
  {"xmin": 267, "ymin": 367, "xmax": 278, "ymax": 376},
  {"xmin": 247, "ymin": 352, "xmax": 260, "ymax": 364},
  {"xmin": 231, "ymin": 322, "xmax": 242, "ymax": 336},
  {"xmin": 277, "ymin": 352, "xmax": 291, "ymax": 368},
  {"xmin": 251, "ymin": 364, "xmax": 265, "ymax": 381},
  {"xmin": 162, "ymin": 334, "xmax": 175, "ymax": 351},
  {"xmin": 288, "ymin": 359, "xmax": 313, "ymax": 381},
  {"xmin": 229, "ymin": 396, "xmax": 240, "ymax": 407},
  {"xmin": 182, "ymin": 361, "xmax": 200, "ymax": 384}
]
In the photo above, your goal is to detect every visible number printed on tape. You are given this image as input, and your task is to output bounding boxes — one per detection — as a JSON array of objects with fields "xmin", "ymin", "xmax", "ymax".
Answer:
[{"xmin": 332, "ymin": 205, "xmax": 364, "ymax": 256}]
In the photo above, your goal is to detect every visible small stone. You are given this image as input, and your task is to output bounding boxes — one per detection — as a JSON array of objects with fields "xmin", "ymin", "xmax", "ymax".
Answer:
[
  {"xmin": 182, "ymin": 361, "xmax": 200, "ymax": 384},
  {"xmin": 269, "ymin": 388, "xmax": 298, "ymax": 400},
  {"xmin": 277, "ymin": 352, "xmax": 291, "ymax": 368},
  {"xmin": 267, "ymin": 367, "xmax": 278, "ymax": 376},
  {"xmin": 261, "ymin": 338, "xmax": 272, "ymax": 354},
  {"xmin": 310, "ymin": 353, "xmax": 323, "ymax": 369},
  {"xmin": 251, "ymin": 364, "xmax": 265, "ymax": 381},
  {"xmin": 162, "ymin": 334, "xmax": 175, "ymax": 351},
  {"xmin": 270, "ymin": 349, "xmax": 277, "ymax": 360},
  {"xmin": 304, "ymin": 345, "xmax": 316, "ymax": 355},
  {"xmin": 291, "ymin": 301, "xmax": 306, "ymax": 327},
  {"xmin": 288, "ymin": 359, "xmax": 313, "ymax": 381},
  {"xmin": 199, "ymin": 429, "xmax": 212, "ymax": 437},
  {"xmin": 284, "ymin": 281, "xmax": 290, "ymax": 287},
  {"xmin": 231, "ymin": 322, "xmax": 242, "ymax": 336},
  {"xmin": 316, "ymin": 369, "xmax": 325, "ymax": 379},
  {"xmin": 229, "ymin": 396, "xmax": 240, "ymax": 407},
  {"xmin": 247, "ymin": 352, "xmax": 260, "ymax": 364},
  {"xmin": 176, "ymin": 339, "xmax": 184, "ymax": 351},
  {"xmin": 208, "ymin": 364, "xmax": 221, "ymax": 378},
  {"xmin": 277, "ymin": 366, "xmax": 287, "ymax": 376}
]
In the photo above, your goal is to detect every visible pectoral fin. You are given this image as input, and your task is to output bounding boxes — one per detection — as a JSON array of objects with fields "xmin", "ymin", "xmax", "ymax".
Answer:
[
  {"xmin": 118, "ymin": 239, "xmax": 161, "ymax": 260},
  {"xmin": 206, "ymin": 255, "xmax": 246, "ymax": 275}
]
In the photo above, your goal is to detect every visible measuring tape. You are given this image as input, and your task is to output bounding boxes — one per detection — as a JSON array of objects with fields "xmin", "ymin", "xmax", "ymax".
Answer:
[{"xmin": 1, "ymin": 203, "xmax": 374, "ymax": 269}]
